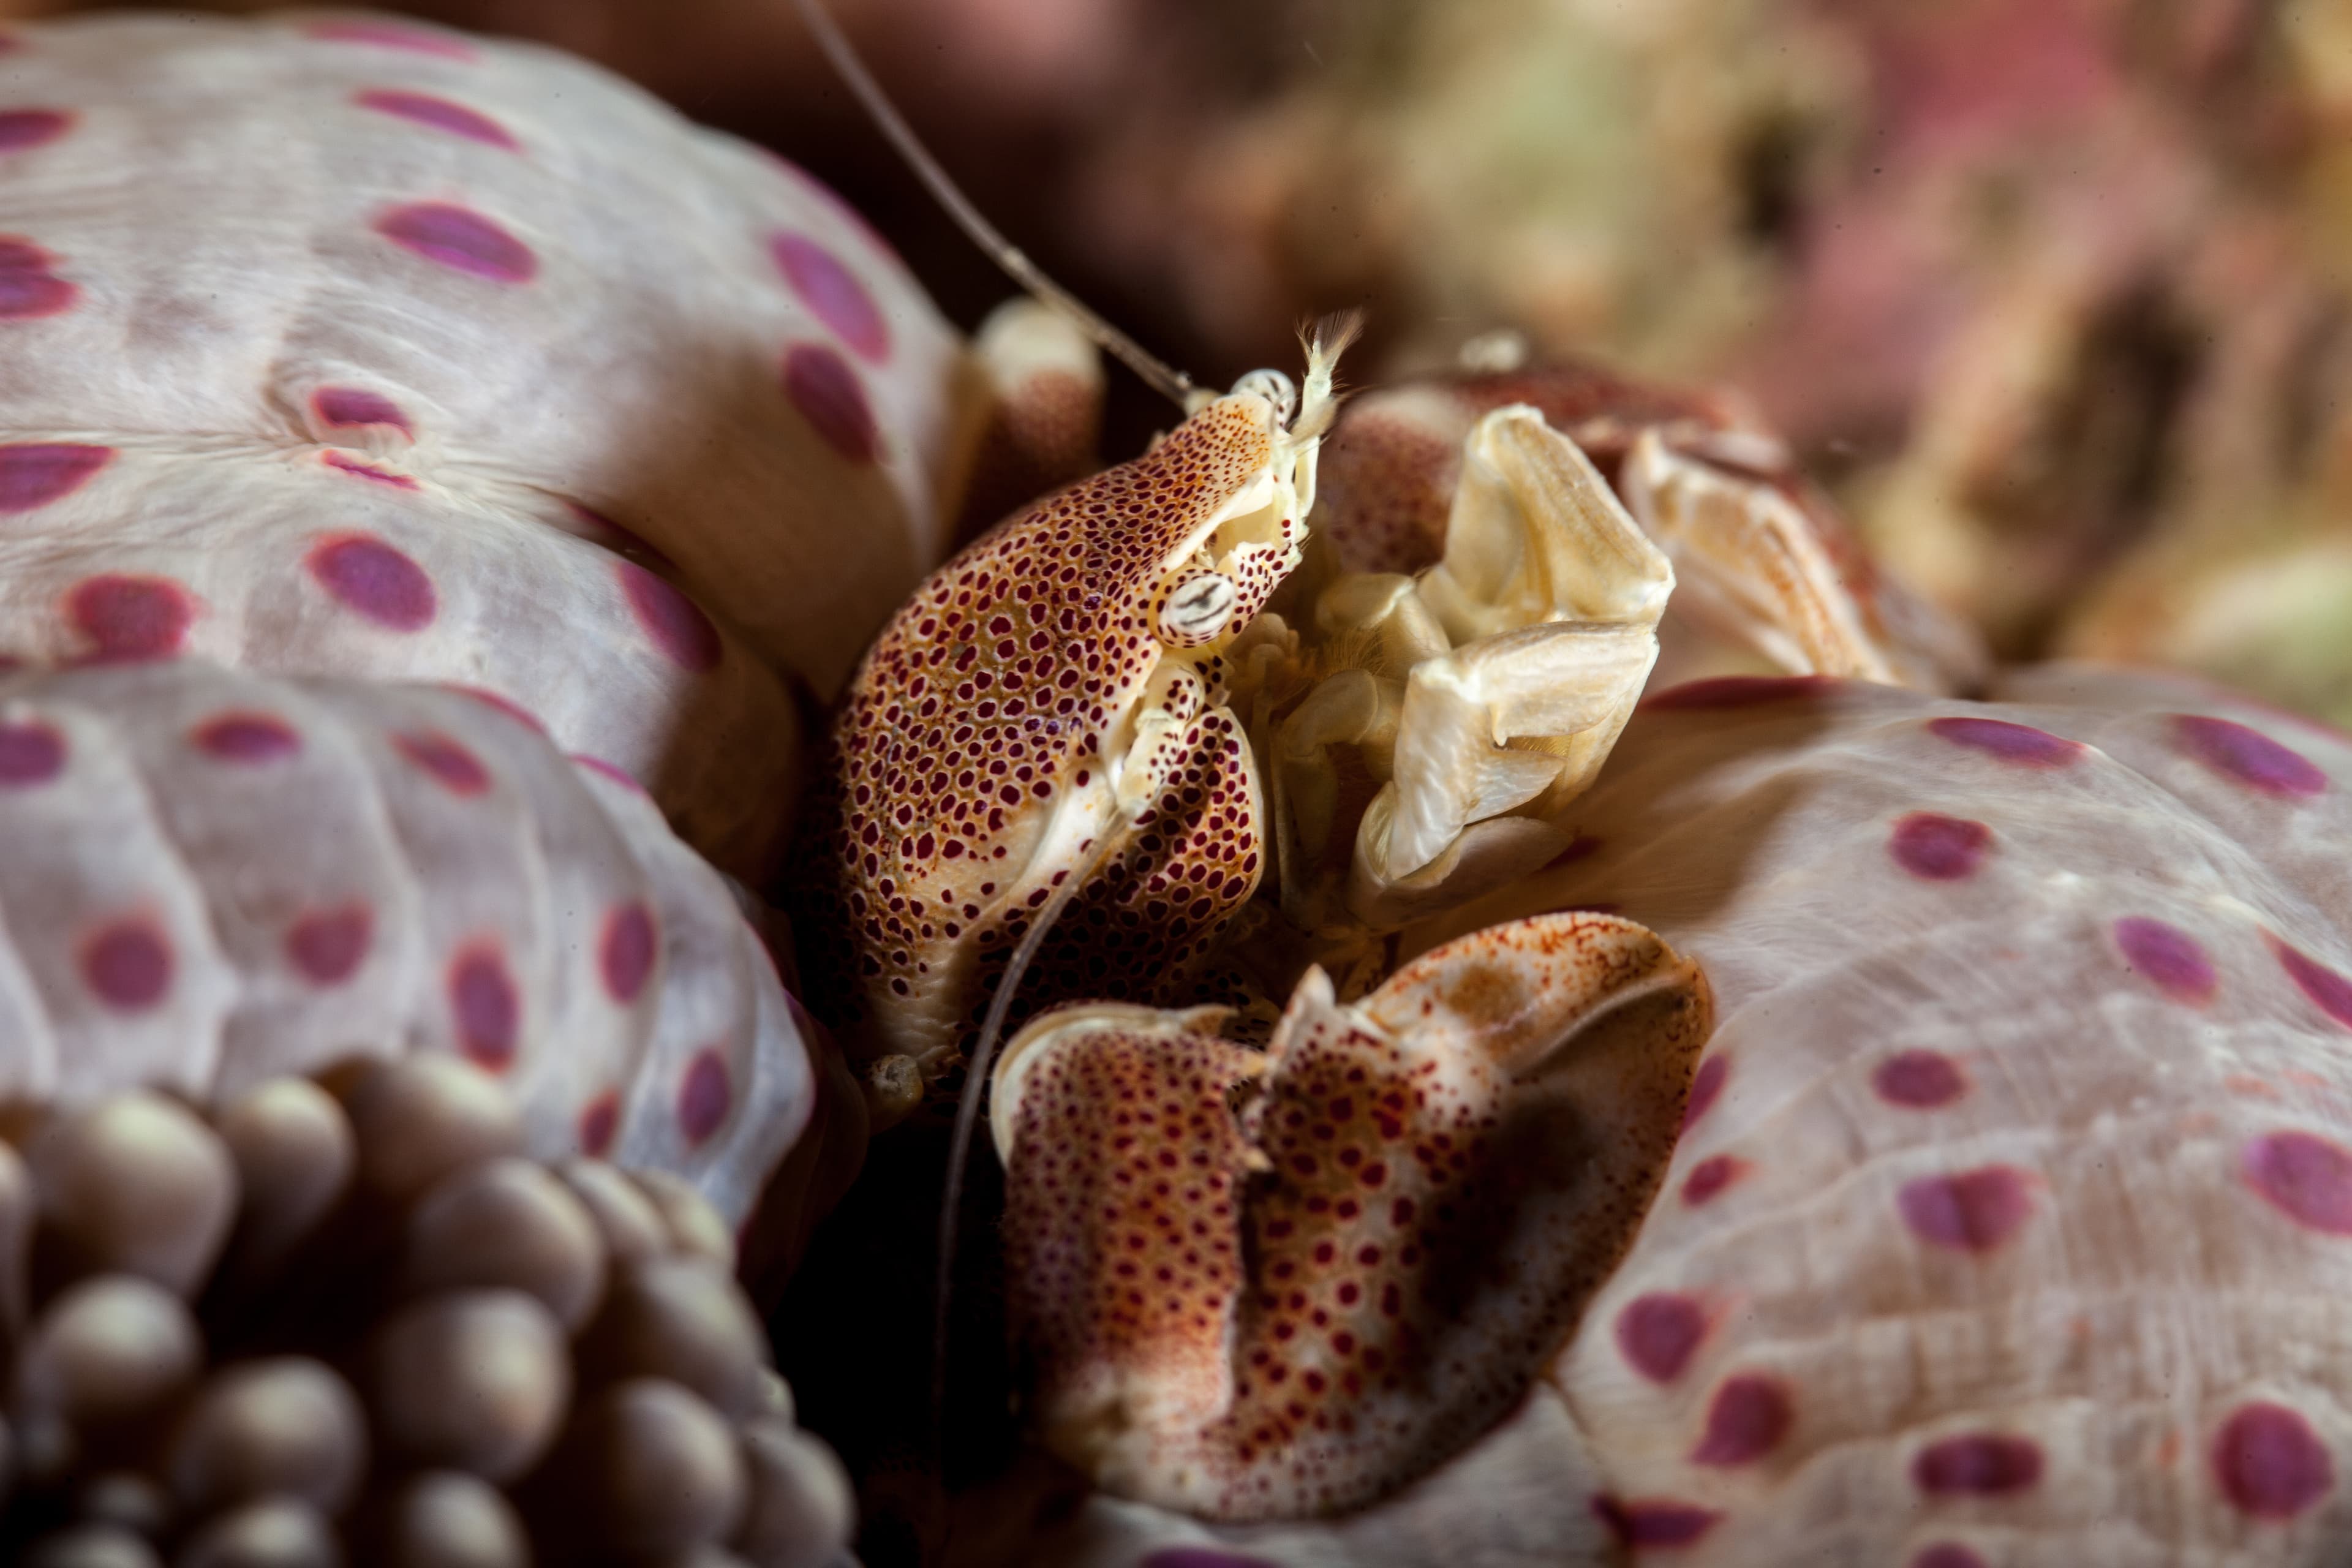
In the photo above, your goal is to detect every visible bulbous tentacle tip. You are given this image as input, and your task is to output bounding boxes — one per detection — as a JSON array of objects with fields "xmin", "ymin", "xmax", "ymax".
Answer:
[{"xmin": 993, "ymin": 913, "xmax": 1711, "ymax": 1523}]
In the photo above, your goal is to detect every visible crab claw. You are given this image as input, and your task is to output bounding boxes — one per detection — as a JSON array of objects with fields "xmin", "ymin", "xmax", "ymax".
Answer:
[{"xmin": 990, "ymin": 911, "xmax": 1713, "ymax": 1521}]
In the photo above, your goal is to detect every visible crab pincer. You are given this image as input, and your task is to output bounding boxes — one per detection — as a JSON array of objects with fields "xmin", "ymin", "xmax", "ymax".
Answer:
[{"xmin": 989, "ymin": 911, "xmax": 1710, "ymax": 1520}]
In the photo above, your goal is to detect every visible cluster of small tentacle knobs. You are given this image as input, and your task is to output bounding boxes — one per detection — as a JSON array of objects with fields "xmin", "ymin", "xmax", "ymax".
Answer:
[{"xmin": 0, "ymin": 1054, "xmax": 852, "ymax": 1567}]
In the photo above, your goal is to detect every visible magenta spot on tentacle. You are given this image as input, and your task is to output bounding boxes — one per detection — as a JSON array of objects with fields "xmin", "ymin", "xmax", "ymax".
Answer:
[
  {"xmin": 678, "ymin": 1050, "xmax": 731, "ymax": 1144},
  {"xmin": 1899, "ymin": 1166, "xmax": 2034, "ymax": 1251},
  {"xmin": 1642, "ymin": 674, "xmax": 1838, "ymax": 711},
  {"xmin": 1691, "ymin": 1375, "xmax": 1792, "ymax": 1466},
  {"xmin": 2268, "ymin": 937, "xmax": 2352, "ymax": 1030},
  {"xmin": 600, "ymin": 902, "xmax": 657, "ymax": 1003},
  {"xmin": 0, "ymin": 110, "xmax": 71, "ymax": 153},
  {"xmin": 0, "ymin": 237, "xmax": 75, "ymax": 319},
  {"xmin": 2113, "ymin": 917, "xmax": 2216, "ymax": 1004},
  {"xmin": 447, "ymin": 687, "xmax": 544, "ymax": 733},
  {"xmin": 1615, "ymin": 1292, "xmax": 1706, "ymax": 1384},
  {"xmin": 323, "ymin": 451, "xmax": 419, "ymax": 491},
  {"xmin": 1681, "ymin": 1054, "xmax": 1728, "ymax": 1132},
  {"xmin": 771, "ymin": 232, "xmax": 889, "ymax": 361},
  {"xmin": 451, "ymin": 946, "xmax": 519, "ymax": 1068},
  {"xmin": 0, "ymin": 443, "xmax": 110, "ymax": 511},
  {"xmin": 354, "ymin": 88, "xmax": 518, "ymax": 149},
  {"xmin": 1928, "ymin": 715, "xmax": 2082, "ymax": 767},
  {"xmin": 1913, "ymin": 1434, "xmax": 2043, "ymax": 1496},
  {"xmin": 2173, "ymin": 714, "xmax": 2327, "ymax": 797},
  {"xmin": 69, "ymin": 576, "xmax": 190, "ymax": 663},
  {"xmin": 782, "ymin": 342, "xmax": 878, "ymax": 462},
  {"xmin": 308, "ymin": 534, "xmax": 435, "ymax": 631},
  {"xmin": 2241, "ymin": 1130, "xmax": 2352, "ymax": 1235},
  {"xmin": 1889, "ymin": 812, "xmax": 1989, "ymax": 880},
  {"xmin": 394, "ymin": 731, "xmax": 491, "ymax": 797},
  {"xmin": 578, "ymin": 1091, "xmax": 620, "ymax": 1157},
  {"xmin": 1592, "ymin": 1498, "xmax": 1721, "ymax": 1548},
  {"xmin": 81, "ymin": 920, "xmax": 172, "ymax": 1011},
  {"xmin": 306, "ymin": 20, "xmax": 476, "ymax": 58},
  {"xmin": 1910, "ymin": 1547, "xmax": 1988, "ymax": 1568},
  {"xmin": 571, "ymin": 754, "xmax": 646, "ymax": 793},
  {"xmin": 375, "ymin": 203, "xmax": 537, "ymax": 284},
  {"xmin": 1681, "ymin": 1154, "xmax": 1746, "ymax": 1206},
  {"xmin": 2214, "ymin": 1401, "xmax": 2334, "ymax": 1519},
  {"xmin": 1874, "ymin": 1049, "xmax": 1966, "ymax": 1109},
  {"xmin": 287, "ymin": 905, "xmax": 372, "ymax": 986},
  {"xmin": 563, "ymin": 500, "xmax": 673, "ymax": 568},
  {"xmin": 192, "ymin": 712, "xmax": 300, "ymax": 763},
  {"xmin": 617, "ymin": 563, "xmax": 722, "ymax": 673},
  {"xmin": 312, "ymin": 386, "xmax": 412, "ymax": 437},
  {"xmin": 0, "ymin": 723, "xmax": 62, "ymax": 786}
]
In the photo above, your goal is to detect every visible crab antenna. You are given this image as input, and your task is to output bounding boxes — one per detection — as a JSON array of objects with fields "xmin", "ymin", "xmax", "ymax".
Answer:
[
  {"xmin": 786, "ymin": 0, "xmax": 1200, "ymax": 411},
  {"xmin": 928, "ymin": 821, "xmax": 1125, "ymax": 1458}
]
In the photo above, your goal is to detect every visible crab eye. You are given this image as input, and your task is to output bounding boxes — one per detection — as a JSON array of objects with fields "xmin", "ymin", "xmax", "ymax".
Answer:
[
  {"xmin": 1159, "ymin": 572, "xmax": 1238, "ymax": 646},
  {"xmin": 1233, "ymin": 368, "xmax": 1298, "ymax": 429}
]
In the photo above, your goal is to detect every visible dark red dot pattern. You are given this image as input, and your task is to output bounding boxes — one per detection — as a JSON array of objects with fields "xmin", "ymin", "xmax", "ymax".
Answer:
[
  {"xmin": 285, "ymin": 905, "xmax": 372, "ymax": 986},
  {"xmin": 81, "ymin": 918, "xmax": 172, "ymax": 1011},
  {"xmin": 782, "ymin": 342, "xmax": 878, "ymax": 463},
  {"xmin": 2240, "ymin": 1130, "xmax": 2352, "ymax": 1235},
  {"xmin": 1000, "ymin": 914, "xmax": 1705, "ymax": 1521},
  {"xmin": 0, "ymin": 236, "xmax": 75, "ymax": 319},
  {"xmin": 353, "ymin": 88, "xmax": 516, "ymax": 149},
  {"xmin": 1898, "ymin": 1166, "xmax": 2035, "ymax": 1251},
  {"xmin": 2113, "ymin": 916, "xmax": 2216, "ymax": 1004},
  {"xmin": 1616, "ymin": 1293, "xmax": 1706, "ymax": 1384},
  {"xmin": 394, "ymin": 731, "xmax": 491, "ymax": 796},
  {"xmin": 1873, "ymin": 1049, "xmax": 1966, "ymax": 1109},
  {"xmin": 578, "ymin": 1091, "xmax": 619, "ymax": 1157},
  {"xmin": 2212, "ymin": 1401, "xmax": 2334, "ymax": 1518},
  {"xmin": 772, "ymin": 232, "xmax": 889, "ymax": 361},
  {"xmin": 312, "ymin": 386, "xmax": 412, "ymax": 437},
  {"xmin": 307, "ymin": 534, "xmax": 436, "ymax": 631},
  {"xmin": 803, "ymin": 396, "xmax": 1288, "ymax": 1068},
  {"xmin": 617, "ymin": 563, "xmax": 722, "ymax": 673},
  {"xmin": 322, "ymin": 450, "xmax": 418, "ymax": 491},
  {"xmin": 0, "ymin": 442, "xmax": 110, "ymax": 512},
  {"xmin": 1912, "ymin": 1434, "xmax": 2044, "ymax": 1496},
  {"xmin": 1927, "ymin": 715, "xmax": 2082, "ymax": 767},
  {"xmin": 191, "ymin": 712, "xmax": 300, "ymax": 763},
  {"xmin": 1592, "ymin": 1497, "xmax": 1721, "ymax": 1548},
  {"xmin": 0, "ymin": 722, "xmax": 63, "ymax": 786},
  {"xmin": 2173, "ymin": 714, "xmax": 2327, "ymax": 797},
  {"xmin": 600, "ymin": 901, "xmax": 657, "ymax": 1002},
  {"xmin": 2269, "ymin": 936, "xmax": 2352, "ymax": 1030},
  {"xmin": 306, "ymin": 18, "xmax": 475, "ymax": 58},
  {"xmin": 1888, "ymin": 812, "xmax": 1990, "ymax": 880},
  {"xmin": 677, "ymin": 1049, "xmax": 731, "ymax": 1144},
  {"xmin": 1680, "ymin": 1153, "xmax": 1745, "ymax": 1206},
  {"xmin": 450, "ymin": 944, "xmax": 519, "ymax": 1068},
  {"xmin": 374, "ymin": 202, "xmax": 537, "ymax": 284},
  {"xmin": 68, "ymin": 575, "xmax": 190, "ymax": 662},
  {"xmin": 1690, "ymin": 1374, "xmax": 1792, "ymax": 1466},
  {"xmin": 0, "ymin": 110, "xmax": 71, "ymax": 153}
]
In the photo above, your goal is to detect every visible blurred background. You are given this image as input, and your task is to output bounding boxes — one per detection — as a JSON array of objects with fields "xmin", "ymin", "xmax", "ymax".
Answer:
[{"xmin": 13, "ymin": 0, "xmax": 2352, "ymax": 723}]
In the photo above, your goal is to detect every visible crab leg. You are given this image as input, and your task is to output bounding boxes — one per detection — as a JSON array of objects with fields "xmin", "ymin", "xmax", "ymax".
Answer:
[{"xmin": 990, "ymin": 911, "xmax": 1712, "ymax": 1521}]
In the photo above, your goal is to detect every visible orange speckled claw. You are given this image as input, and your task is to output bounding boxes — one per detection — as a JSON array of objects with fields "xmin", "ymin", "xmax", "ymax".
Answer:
[{"xmin": 990, "ymin": 911, "xmax": 1711, "ymax": 1521}]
